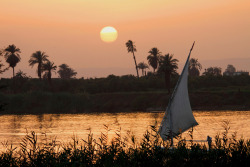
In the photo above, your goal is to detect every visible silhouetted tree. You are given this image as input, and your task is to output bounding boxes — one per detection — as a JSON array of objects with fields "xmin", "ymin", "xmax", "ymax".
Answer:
[
  {"xmin": 137, "ymin": 62, "xmax": 149, "ymax": 76},
  {"xmin": 203, "ymin": 67, "xmax": 222, "ymax": 76},
  {"xmin": 29, "ymin": 51, "xmax": 48, "ymax": 80},
  {"xmin": 147, "ymin": 47, "xmax": 161, "ymax": 73},
  {"xmin": 224, "ymin": 64, "xmax": 236, "ymax": 76},
  {"xmin": 42, "ymin": 61, "xmax": 57, "ymax": 83},
  {"xmin": 0, "ymin": 50, "xmax": 9, "ymax": 74},
  {"xmin": 3, "ymin": 44, "xmax": 21, "ymax": 78},
  {"xmin": 15, "ymin": 70, "xmax": 29, "ymax": 84},
  {"xmin": 157, "ymin": 54, "xmax": 178, "ymax": 94},
  {"xmin": 188, "ymin": 58, "xmax": 202, "ymax": 77},
  {"xmin": 0, "ymin": 61, "xmax": 9, "ymax": 74},
  {"xmin": 57, "ymin": 64, "xmax": 77, "ymax": 79},
  {"xmin": 15, "ymin": 70, "xmax": 28, "ymax": 78},
  {"xmin": 126, "ymin": 40, "xmax": 139, "ymax": 78},
  {"xmin": 43, "ymin": 72, "xmax": 49, "ymax": 80}
]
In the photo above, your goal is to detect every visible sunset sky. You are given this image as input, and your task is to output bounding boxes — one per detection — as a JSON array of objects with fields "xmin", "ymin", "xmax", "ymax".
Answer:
[{"xmin": 0, "ymin": 0, "xmax": 249, "ymax": 78}]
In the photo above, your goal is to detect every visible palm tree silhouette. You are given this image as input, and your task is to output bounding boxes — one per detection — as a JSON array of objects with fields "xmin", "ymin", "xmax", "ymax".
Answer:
[
  {"xmin": 157, "ymin": 54, "xmax": 179, "ymax": 94},
  {"xmin": 42, "ymin": 61, "xmax": 57, "ymax": 83},
  {"xmin": 125, "ymin": 40, "xmax": 139, "ymax": 78},
  {"xmin": 3, "ymin": 44, "xmax": 21, "ymax": 78},
  {"xmin": 29, "ymin": 51, "xmax": 49, "ymax": 80},
  {"xmin": 147, "ymin": 47, "xmax": 161, "ymax": 73},
  {"xmin": 188, "ymin": 58, "xmax": 202, "ymax": 77},
  {"xmin": 137, "ymin": 62, "xmax": 149, "ymax": 76}
]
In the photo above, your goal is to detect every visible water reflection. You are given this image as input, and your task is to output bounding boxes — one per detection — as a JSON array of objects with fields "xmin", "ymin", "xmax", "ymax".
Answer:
[{"xmin": 0, "ymin": 111, "xmax": 249, "ymax": 151}]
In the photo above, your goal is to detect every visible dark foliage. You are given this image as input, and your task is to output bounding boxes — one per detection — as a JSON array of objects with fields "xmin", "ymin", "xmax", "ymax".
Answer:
[
  {"xmin": 137, "ymin": 62, "xmax": 149, "ymax": 76},
  {"xmin": 147, "ymin": 47, "xmax": 161, "ymax": 73},
  {"xmin": 203, "ymin": 67, "xmax": 222, "ymax": 76},
  {"xmin": 29, "ymin": 51, "xmax": 49, "ymax": 80},
  {"xmin": 3, "ymin": 44, "xmax": 21, "ymax": 78},
  {"xmin": 0, "ymin": 126, "xmax": 249, "ymax": 167},
  {"xmin": 0, "ymin": 74, "xmax": 250, "ymax": 95},
  {"xmin": 189, "ymin": 58, "xmax": 202, "ymax": 77},
  {"xmin": 0, "ymin": 74, "xmax": 250, "ymax": 113},
  {"xmin": 42, "ymin": 61, "xmax": 57, "ymax": 83},
  {"xmin": 157, "ymin": 54, "xmax": 179, "ymax": 94},
  {"xmin": 58, "ymin": 64, "xmax": 77, "ymax": 79}
]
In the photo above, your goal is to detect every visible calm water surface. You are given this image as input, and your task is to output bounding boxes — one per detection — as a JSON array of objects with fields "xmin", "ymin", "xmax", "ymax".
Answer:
[{"xmin": 0, "ymin": 111, "xmax": 249, "ymax": 150}]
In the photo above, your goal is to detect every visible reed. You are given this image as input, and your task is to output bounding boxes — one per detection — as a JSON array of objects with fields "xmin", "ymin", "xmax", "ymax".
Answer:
[{"xmin": 0, "ymin": 125, "xmax": 249, "ymax": 166}]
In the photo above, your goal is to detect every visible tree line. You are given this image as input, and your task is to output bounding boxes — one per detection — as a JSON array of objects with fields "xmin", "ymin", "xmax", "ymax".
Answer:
[
  {"xmin": 0, "ymin": 43, "xmax": 247, "ymax": 91},
  {"xmin": 125, "ymin": 40, "xmax": 247, "ymax": 93},
  {"xmin": 0, "ymin": 44, "xmax": 77, "ymax": 81}
]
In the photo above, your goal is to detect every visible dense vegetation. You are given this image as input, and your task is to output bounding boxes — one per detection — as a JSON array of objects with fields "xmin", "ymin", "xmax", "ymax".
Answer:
[
  {"xmin": 0, "ymin": 124, "xmax": 249, "ymax": 167},
  {"xmin": 0, "ymin": 74, "xmax": 250, "ymax": 114},
  {"xmin": 1, "ymin": 74, "xmax": 250, "ymax": 94},
  {"xmin": 1, "ymin": 43, "xmax": 249, "ymax": 114}
]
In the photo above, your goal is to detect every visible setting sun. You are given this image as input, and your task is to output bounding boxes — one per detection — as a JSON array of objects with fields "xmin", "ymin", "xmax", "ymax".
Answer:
[
  {"xmin": 0, "ymin": 1, "xmax": 249, "ymax": 165},
  {"xmin": 100, "ymin": 26, "xmax": 118, "ymax": 43}
]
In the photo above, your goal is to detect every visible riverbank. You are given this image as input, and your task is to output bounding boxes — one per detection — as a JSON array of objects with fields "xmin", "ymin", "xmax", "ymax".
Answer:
[{"xmin": 0, "ymin": 91, "xmax": 249, "ymax": 114}]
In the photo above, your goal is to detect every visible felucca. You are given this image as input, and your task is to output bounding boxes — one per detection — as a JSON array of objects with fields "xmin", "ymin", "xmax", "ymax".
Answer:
[{"xmin": 159, "ymin": 42, "xmax": 198, "ymax": 145}]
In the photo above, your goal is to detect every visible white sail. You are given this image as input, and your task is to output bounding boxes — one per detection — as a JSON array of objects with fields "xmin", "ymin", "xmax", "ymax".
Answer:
[{"xmin": 159, "ymin": 44, "xmax": 198, "ymax": 141}]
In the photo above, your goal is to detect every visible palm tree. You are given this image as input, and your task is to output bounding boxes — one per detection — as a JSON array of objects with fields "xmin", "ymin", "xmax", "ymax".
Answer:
[
  {"xmin": 125, "ymin": 40, "xmax": 139, "ymax": 78},
  {"xmin": 58, "ymin": 64, "xmax": 77, "ymax": 79},
  {"xmin": 188, "ymin": 58, "xmax": 202, "ymax": 77},
  {"xmin": 157, "ymin": 54, "xmax": 179, "ymax": 94},
  {"xmin": 42, "ymin": 61, "xmax": 57, "ymax": 83},
  {"xmin": 137, "ymin": 62, "xmax": 149, "ymax": 76},
  {"xmin": 3, "ymin": 44, "xmax": 21, "ymax": 78},
  {"xmin": 147, "ymin": 47, "xmax": 161, "ymax": 73},
  {"xmin": 29, "ymin": 51, "xmax": 49, "ymax": 80}
]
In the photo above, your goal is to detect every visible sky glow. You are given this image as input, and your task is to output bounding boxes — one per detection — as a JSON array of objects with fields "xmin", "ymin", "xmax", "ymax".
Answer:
[{"xmin": 0, "ymin": 0, "xmax": 249, "ymax": 78}]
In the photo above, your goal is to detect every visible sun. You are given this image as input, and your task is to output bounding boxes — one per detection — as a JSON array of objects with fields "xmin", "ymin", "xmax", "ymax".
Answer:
[{"xmin": 100, "ymin": 26, "xmax": 118, "ymax": 43}]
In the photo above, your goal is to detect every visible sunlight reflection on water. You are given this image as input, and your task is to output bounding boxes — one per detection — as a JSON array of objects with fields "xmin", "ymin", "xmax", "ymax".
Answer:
[{"xmin": 0, "ymin": 111, "xmax": 249, "ymax": 150}]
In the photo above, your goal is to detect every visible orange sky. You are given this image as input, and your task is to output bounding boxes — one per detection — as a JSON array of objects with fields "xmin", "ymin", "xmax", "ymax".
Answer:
[{"xmin": 0, "ymin": 0, "xmax": 250, "ymax": 78}]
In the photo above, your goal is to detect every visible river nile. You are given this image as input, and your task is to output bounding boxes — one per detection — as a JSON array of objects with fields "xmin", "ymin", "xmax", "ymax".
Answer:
[{"xmin": 0, "ymin": 111, "xmax": 249, "ymax": 150}]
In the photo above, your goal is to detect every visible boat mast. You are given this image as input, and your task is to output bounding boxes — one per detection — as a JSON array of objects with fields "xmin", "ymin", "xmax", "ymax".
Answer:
[{"xmin": 169, "ymin": 41, "xmax": 195, "ymax": 146}]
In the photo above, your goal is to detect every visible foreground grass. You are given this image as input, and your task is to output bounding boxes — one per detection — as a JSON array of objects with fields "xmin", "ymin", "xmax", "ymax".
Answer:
[{"xmin": 0, "ymin": 125, "xmax": 249, "ymax": 167}]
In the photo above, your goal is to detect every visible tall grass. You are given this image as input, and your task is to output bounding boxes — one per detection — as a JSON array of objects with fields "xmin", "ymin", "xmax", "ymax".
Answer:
[{"xmin": 0, "ymin": 124, "xmax": 249, "ymax": 166}]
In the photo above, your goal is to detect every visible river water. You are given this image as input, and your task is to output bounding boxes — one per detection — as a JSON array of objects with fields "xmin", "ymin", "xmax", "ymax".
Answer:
[{"xmin": 0, "ymin": 111, "xmax": 249, "ymax": 151}]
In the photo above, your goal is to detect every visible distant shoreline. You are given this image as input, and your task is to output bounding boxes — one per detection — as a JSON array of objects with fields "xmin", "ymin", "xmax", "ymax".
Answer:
[
  {"xmin": 0, "ymin": 109, "xmax": 249, "ymax": 116},
  {"xmin": 0, "ymin": 91, "xmax": 249, "ymax": 115}
]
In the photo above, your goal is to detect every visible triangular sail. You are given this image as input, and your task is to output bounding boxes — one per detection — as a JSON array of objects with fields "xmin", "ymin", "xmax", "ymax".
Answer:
[{"xmin": 159, "ymin": 42, "xmax": 198, "ymax": 141}]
